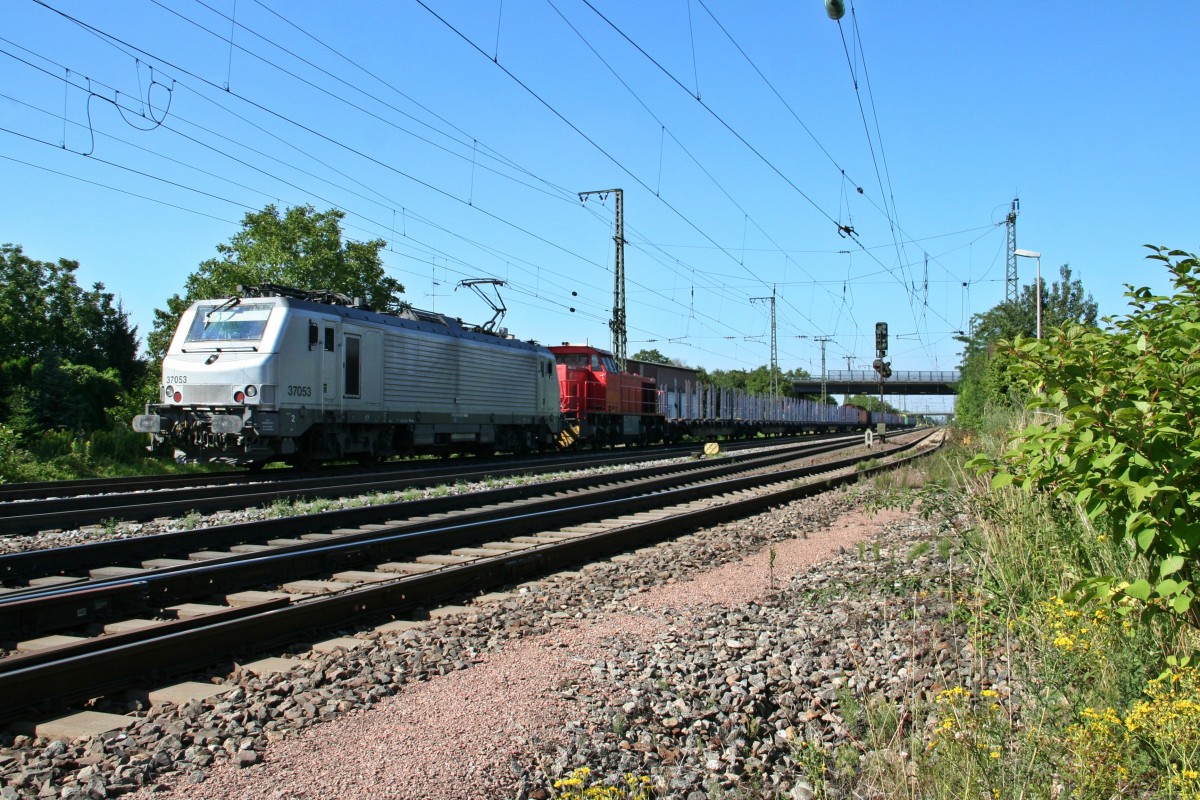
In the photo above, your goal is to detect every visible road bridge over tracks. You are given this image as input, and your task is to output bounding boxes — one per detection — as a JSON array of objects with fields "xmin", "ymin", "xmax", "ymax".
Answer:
[{"xmin": 793, "ymin": 370, "xmax": 961, "ymax": 398}]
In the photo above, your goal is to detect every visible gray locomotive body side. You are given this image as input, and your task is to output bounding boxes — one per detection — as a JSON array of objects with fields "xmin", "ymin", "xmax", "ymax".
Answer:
[{"xmin": 134, "ymin": 295, "xmax": 561, "ymax": 465}]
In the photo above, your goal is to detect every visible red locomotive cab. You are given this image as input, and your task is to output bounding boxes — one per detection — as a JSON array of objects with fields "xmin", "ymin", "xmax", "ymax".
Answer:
[
  {"xmin": 549, "ymin": 344, "xmax": 662, "ymax": 447},
  {"xmin": 551, "ymin": 345, "xmax": 609, "ymax": 416}
]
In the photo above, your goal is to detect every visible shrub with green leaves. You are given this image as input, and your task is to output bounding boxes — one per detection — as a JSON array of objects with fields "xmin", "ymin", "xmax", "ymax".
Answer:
[{"xmin": 971, "ymin": 247, "xmax": 1200, "ymax": 633}]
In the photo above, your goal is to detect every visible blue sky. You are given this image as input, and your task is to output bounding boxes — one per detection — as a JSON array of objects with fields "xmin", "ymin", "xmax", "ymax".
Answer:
[{"xmin": 3, "ymin": 2, "xmax": 1197, "ymax": 414}]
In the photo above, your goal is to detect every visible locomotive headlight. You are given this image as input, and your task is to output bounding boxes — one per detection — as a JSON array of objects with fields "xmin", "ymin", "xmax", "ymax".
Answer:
[
  {"xmin": 164, "ymin": 384, "xmax": 173, "ymax": 398},
  {"xmin": 244, "ymin": 385, "xmax": 258, "ymax": 398}
]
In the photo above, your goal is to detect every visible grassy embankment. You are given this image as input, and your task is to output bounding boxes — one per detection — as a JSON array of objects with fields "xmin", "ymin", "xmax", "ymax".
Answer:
[{"xmin": 838, "ymin": 408, "xmax": 1200, "ymax": 800}]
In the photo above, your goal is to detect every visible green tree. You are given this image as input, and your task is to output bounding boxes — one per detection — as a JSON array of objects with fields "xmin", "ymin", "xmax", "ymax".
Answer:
[
  {"xmin": 7, "ymin": 358, "xmax": 125, "ymax": 436},
  {"xmin": 0, "ymin": 245, "xmax": 55, "ymax": 361},
  {"xmin": 744, "ymin": 365, "xmax": 779, "ymax": 395},
  {"xmin": 696, "ymin": 364, "xmax": 809, "ymax": 396},
  {"xmin": 147, "ymin": 205, "xmax": 404, "ymax": 360},
  {"xmin": 955, "ymin": 264, "xmax": 1097, "ymax": 429},
  {"xmin": 0, "ymin": 244, "xmax": 142, "ymax": 431},
  {"xmin": 973, "ymin": 247, "xmax": 1200, "ymax": 632},
  {"xmin": 630, "ymin": 348, "xmax": 671, "ymax": 364},
  {"xmin": 843, "ymin": 394, "xmax": 901, "ymax": 414}
]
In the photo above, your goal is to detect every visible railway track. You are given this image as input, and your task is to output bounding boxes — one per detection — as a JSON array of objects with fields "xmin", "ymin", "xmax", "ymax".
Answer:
[
  {"xmin": 0, "ymin": 433, "xmax": 853, "ymax": 503},
  {"xmin": 0, "ymin": 435, "xmax": 859, "ymax": 586},
  {"xmin": 0, "ymin": 434, "xmax": 855, "ymax": 535},
  {"xmin": 0, "ymin": 430, "xmax": 938, "ymax": 726},
  {"xmin": 0, "ymin": 435, "xmax": 865, "ymax": 603}
]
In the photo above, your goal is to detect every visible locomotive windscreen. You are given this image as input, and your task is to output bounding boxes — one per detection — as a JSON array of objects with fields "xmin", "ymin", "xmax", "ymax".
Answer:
[
  {"xmin": 555, "ymin": 352, "xmax": 617, "ymax": 371},
  {"xmin": 186, "ymin": 303, "xmax": 274, "ymax": 343}
]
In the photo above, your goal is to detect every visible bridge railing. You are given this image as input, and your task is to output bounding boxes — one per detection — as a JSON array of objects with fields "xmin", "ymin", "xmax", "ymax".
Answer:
[{"xmin": 798, "ymin": 370, "xmax": 961, "ymax": 384}]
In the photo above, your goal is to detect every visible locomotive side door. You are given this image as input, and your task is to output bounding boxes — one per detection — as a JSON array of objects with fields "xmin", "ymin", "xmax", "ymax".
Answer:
[
  {"xmin": 540, "ymin": 356, "xmax": 558, "ymax": 414},
  {"xmin": 319, "ymin": 318, "xmax": 338, "ymax": 408},
  {"xmin": 342, "ymin": 325, "xmax": 382, "ymax": 406}
]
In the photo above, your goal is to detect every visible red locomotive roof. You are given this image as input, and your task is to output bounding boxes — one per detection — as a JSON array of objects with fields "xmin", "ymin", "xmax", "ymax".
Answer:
[{"xmin": 548, "ymin": 343, "xmax": 613, "ymax": 356}]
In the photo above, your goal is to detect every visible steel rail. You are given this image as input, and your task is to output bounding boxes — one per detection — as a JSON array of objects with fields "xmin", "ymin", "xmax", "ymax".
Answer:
[
  {"xmin": 0, "ymin": 433, "xmax": 852, "ymax": 504},
  {"xmin": 0, "ymin": 434, "xmax": 862, "ymax": 534}
]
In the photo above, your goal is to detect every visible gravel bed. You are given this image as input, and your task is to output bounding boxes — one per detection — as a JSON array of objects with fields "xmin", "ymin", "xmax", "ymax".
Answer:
[{"xmin": 0, "ymin": 456, "xmax": 980, "ymax": 800}]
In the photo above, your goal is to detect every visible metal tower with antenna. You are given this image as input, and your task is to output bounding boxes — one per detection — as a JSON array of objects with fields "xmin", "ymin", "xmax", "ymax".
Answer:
[
  {"xmin": 750, "ymin": 289, "xmax": 778, "ymax": 397},
  {"xmin": 1005, "ymin": 197, "xmax": 1019, "ymax": 303},
  {"xmin": 579, "ymin": 188, "xmax": 626, "ymax": 369},
  {"xmin": 814, "ymin": 335, "xmax": 833, "ymax": 404}
]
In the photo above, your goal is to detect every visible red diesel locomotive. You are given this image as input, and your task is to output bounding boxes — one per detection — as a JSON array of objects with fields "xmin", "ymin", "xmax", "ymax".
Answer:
[{"xmin": 549, "ymin": 344, "xmax": 667, "ymax": 447}]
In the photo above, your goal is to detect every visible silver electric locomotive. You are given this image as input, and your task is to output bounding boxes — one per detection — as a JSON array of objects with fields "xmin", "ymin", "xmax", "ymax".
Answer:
[{"xmin": 133, "ymin": 285, "xmax": 561, "ymax": 466}]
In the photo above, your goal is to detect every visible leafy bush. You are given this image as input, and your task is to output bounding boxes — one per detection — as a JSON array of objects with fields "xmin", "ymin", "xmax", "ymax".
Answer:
[
  {"xmin": 88, "ymin": 425, "xmax": 152, "ymax": 462},
  {"xmin": 1, "ymin": 243, "xmax": 143, "ymax": 437},
  {"xmin": 0, "ymin": 422, "xmax": 176, "ymax": 483},
  {"xmin": 972, "ymin": 247, "xmax": 1200, "ymax": 635},
  {"xmin": 0, "ymin": 422, "xmax": 19, "ymax": 476}
]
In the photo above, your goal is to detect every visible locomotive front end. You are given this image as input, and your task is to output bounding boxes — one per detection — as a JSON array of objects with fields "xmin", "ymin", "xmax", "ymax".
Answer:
[{"xmin": 134, "ymin": 297, "xmax": 282, "ymax": 465}]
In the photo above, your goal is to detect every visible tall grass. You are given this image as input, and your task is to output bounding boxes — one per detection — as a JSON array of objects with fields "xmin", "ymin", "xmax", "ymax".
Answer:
[{"xmin": 843, "ymin": 411, "xmax": 1199, "ymax": 799}]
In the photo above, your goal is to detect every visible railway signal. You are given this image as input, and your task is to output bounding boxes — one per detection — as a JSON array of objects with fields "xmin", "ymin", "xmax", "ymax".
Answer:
[
  {"xmin": 874, "ymin": 321, "xmax": 891, "ymax": 378},
  {"xmin": 873, "ymin": 321, "xmax": 890, "ymax": 441}
]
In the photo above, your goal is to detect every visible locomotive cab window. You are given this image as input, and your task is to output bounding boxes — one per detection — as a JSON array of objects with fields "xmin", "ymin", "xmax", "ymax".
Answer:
[
  {"xmin": 324, "ymin": 327, "xmax": 334, "ymax": 352},
  {"xmin": 344, "ymin": 334, "xmax": 361, "ymax": 397},
  {"xmin": 555, "ymin": 353, "xmax": 588, "ymax": 369},
  {"xmin": 590, "ymin": 354, "xmax": 618, "ymax": 371},
  {"xmin": 186, "ymin": 303, "xmax": 273, "ymax": 343}
]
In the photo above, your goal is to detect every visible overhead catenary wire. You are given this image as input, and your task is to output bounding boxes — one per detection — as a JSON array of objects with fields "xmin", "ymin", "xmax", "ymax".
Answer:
[
  {"xmin": 2, "ymin": 44, "xmax": 625, "ymax": 335},
  {"xmin": 158, "ymin": 0, "xmax": 586, "ymax": 210},
  {"xmin": 9, "ymin": 1, "xmax": 985, "ymax": 376},
  {"xmin": 412, "ymin": 0, "xmax": 786, "ymax": 301},
  {"xmin": 0, "ymin": 151, "xmax": 239, "ymax": 225},
  {"xmin": 415, "ymin": 0, "xmax": 849, "ymax": 363},
  {"xmin": 578, "ymin": 0, "xmax": 975, "ymax": 364},
  {"xmin": 1, "ymin": 37, "xmax": 610, "ymax": 314},
  {"xmin": 30, "ymin": 0, "xmax": 795, "ymax": 353},
  {"xmin": 29, "ymin": 1, "xmax": 693, "ymax": 332},
  {"xmin": 570, "ymin": 0, "xmax": 964, "ymax": 340},
  {"xmin": 543, "ymin": 0, "xmax": 837, "ymax": 332},
  {"xmin": 692, "ymin": 0, "xmax": 972, "ymax": 296},
  {"xmin": 835, "ymin": 9, "xmax": 903, "ymax": 270}
]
